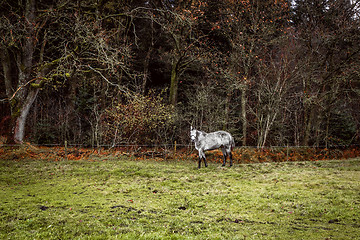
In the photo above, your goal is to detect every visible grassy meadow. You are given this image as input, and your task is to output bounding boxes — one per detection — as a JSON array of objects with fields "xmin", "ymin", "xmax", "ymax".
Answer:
[{"xmin": 1, "ymin": 150, "xmax": 360, "ymax": 239}]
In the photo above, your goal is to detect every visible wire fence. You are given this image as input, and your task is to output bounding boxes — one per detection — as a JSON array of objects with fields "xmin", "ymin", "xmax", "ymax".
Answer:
[
  {"xmin": 1, "ymin": 141, "xmax": 359, "ymax": 149},
  {"xmin": 2, "ymin": 141, "xmax": 360, "ymax": 163}
]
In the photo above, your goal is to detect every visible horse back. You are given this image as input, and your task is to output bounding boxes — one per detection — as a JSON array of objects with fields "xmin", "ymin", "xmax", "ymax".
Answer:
[
  {"xmin": 214, "ymin": 131, "xmax": 233, "ymax": 142},
  {"xmin": 202, "ymin": 131, "xmax": 234, "ymax": 150}
]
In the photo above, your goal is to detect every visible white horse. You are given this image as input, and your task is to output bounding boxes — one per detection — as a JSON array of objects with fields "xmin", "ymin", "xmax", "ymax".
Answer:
[{"xmin": 190, "ymin": 126, "xmax": 235, "ymax": 168}]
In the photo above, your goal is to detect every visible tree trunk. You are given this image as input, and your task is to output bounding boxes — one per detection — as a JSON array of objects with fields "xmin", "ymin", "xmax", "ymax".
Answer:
[
  {"xmin": 1, "ymin": 49, "xmax": 13, "ymax": 102},
  {"xmin": 142, "ymin": 46, "xmax": 153, "ymax": 94},
  {"xmin": 241, "ymin": 85, "xmax": 247, "ymax": 146},
  {"xmin": 223, "ymin": 93, "xmax": 230, "ymax": 130},
  {"xmin": 1, "ymin": 49, "xmax": 14, "ymax": 141},
  {"xmin": 12, "ymin": 0, "xmax": 36, "ymax": 143},
  {"xmin": 169, "ymin": 61, "xmax": 179, "ymax": 105},
  {"xmin": 302, "ymin": 105, "xmax": 315, "ymax": 146},
  {"xmin": 14, "ymin": 89, "xmax": 39, "ymax": 143},
  {"xmin": 142, "ymin": 15, "xmax": 154, "ymax": 94},
  {"xmin": 259, "ymin": 115, "xmax": 271, "ymax": 149}
]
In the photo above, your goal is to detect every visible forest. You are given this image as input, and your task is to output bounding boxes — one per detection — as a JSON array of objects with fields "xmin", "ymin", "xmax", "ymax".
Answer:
[{"xmin": 1, "ymin": 0, "xmax": 360, "ymax": 149}]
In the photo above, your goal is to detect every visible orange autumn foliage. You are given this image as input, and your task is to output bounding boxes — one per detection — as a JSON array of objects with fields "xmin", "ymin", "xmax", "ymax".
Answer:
[{"xmin": 1, "ymin": 144, "xmax": 360, "ymax": 164}]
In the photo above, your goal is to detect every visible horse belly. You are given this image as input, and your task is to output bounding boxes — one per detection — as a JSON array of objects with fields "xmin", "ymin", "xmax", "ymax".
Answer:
[{"xmin": 203, "ymin": 138, "xmax": 222, "ymax": 151}]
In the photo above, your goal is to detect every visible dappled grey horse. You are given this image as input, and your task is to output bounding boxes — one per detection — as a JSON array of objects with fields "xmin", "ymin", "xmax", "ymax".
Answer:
[{"xmin": 190, "ymin": 126, "xmax": 235, "ymax": 168}]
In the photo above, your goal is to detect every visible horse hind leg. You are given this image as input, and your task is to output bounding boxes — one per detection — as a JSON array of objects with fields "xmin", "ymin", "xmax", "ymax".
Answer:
[
  {"xmin": 226, "ymin": 146, "xmax": 233, "ymax": 167},
  {"xmin": 229, "ymin": 151, "xmax": 233, "ymax": 167},
  {"xmin": 221, "ymin": 148, "xmax": 227, "ymax": 167}
]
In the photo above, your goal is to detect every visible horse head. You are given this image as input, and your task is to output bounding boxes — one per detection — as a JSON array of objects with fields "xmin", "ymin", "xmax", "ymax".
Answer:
[{"xmin": 190, "ymin": 126, "xmax": 197, "ymax": 142}]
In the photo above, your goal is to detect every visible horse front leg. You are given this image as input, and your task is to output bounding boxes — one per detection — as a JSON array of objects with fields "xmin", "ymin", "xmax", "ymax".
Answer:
[
  {"xmin": 203, "ymin": 155, "xmax": 208, "ymax": 168},
  {"xmin": 198, "ymin": 157, "xmax": 202, "ymax": 169},
  {"xmin": 198, "ymin": 149, "xmax": 207, "ymax": 168},
  {"xmin": 229, "ymin": 151, "xmax": 233, "ymax": 167},
  {"xmin": 198, "ymin": 150, "xmax": 202, "ymax": 169}
]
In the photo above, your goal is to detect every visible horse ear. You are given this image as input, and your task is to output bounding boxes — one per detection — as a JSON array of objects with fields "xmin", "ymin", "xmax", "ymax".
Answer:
[{"xmin": 190, "ymin": 125, "xmax": 193, "ymax": 131}]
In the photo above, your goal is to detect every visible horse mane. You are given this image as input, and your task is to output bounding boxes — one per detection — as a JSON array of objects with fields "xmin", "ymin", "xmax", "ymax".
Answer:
[{"xmin": 195, "ymin": 129, "xmax": 207, "ymax": 139}]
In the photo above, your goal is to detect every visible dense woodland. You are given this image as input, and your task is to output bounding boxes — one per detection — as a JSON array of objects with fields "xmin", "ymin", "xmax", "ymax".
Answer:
[{"xmin": 1, "ymin": 0, "xmax": 360, "ymax": 148}]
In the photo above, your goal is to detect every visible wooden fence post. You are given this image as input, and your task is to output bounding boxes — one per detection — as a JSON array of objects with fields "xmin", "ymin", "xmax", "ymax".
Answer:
[
  {"xmin": 286, "ymin": 143, "xmax": 289, "ymax": 161},
  {"xmin": 174, "ymin": 141, "xmax": 177, "ymax": 159},
  {"xmin": 64, "ymin": 140, "xmax": 68, "ymax": 161}
]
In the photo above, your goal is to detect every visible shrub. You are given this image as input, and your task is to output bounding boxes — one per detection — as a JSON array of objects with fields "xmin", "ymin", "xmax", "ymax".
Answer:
[{"xmin": 101, "ymin": 91, "xmax": 175, "ymax": 146}]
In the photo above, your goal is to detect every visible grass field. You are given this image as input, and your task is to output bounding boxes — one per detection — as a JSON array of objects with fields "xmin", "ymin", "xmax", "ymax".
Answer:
[{"xmin": 1, "ymin": 153, "xmax": 360, "ymax": 239}]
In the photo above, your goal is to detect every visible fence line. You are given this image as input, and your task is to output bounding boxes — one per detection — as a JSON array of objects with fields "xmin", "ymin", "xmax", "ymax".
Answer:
[
  {"xmin": 1, "ymin": 142, "xmax": 359, "ymax": 149},
  {"xmin": 2, "ymin": 142, "xmax": 359, "ymax": 163}
]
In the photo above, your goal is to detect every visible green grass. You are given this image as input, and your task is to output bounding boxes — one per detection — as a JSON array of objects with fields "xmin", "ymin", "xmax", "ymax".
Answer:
[{"xmin": 1, "ymin": 156, "xmax": 360, "ymax": 239}]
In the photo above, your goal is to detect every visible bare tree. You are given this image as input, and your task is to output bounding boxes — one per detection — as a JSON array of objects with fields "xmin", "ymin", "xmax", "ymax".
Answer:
[
  {"xmin": 0, "ymin": 0, "xmax": 135, "ymax": 143},
  {"xmin": 293, "ymin": 0, "xmax": 360, "ymax": 146},
  {"xmin": 1, "ymin": 0, "xmax": 49, "ymax": 143}
]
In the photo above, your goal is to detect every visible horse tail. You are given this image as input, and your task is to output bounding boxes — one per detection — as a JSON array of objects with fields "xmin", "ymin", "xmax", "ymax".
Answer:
[{"xmin": 230, "ymin": 138, "xmax": 235, "ymax": 150}]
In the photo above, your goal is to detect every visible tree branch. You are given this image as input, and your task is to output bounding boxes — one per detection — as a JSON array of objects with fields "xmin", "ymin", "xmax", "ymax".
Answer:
[{"xmin": 87, "ymin": 65, "xmax": 134, "ymax": 98}]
